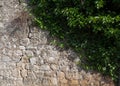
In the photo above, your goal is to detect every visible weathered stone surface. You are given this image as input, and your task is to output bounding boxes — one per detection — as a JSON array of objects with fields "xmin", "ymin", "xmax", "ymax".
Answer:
[
  {"xmin": 20, "ymin": 38, "xmax": 30, "ymax": 46},
  {"xmin": 60, "ymin": 78, "xmax": 68, "ymax": 84},
  {"xmin": 2, "ymin": 48, "xmax": 13, "ymax": 56},
  {"xmin": 4, "ymin": 42, "xmax": 12, "ymax": 48},
  {"xmin": 51, "ymin": 77, "xmax": 58, "ymax": 86},
  {"xmin": 21, "ymin": 56, "xmax": 29, "ymax": 63},
  {"xmin": 1, "ymin": 35, "xmax": 9, "ymax": 42},
  {"xmin": 25, "ymin": 50, "xmax": 34, "ymax": 57},
  {"xmin": 30, "ymin": 57, "xmax": 37, "ymax": 65},
  {"xmin": 69, "ymin": 80, "xmax": 79, "ymax": 86},
  {"xmin": 44, "ymin": 71, "xmax": 56, "ymax": 77},
  {"xmin": 66, "ymin": 71, "xmax": 79, "ymax": 80},
  {"xmin": 39, "ymin": 65, "xmax": 51, "ymax": 71},
  {"xmin": 79, "ymin": 80, "xmax": 89, "ymax": 86},
  {"xmin": 19, "ymin": 46, "xmax": 25, "ymax": 50},
  {"xmin": 21, "ymin": 69, "xmax": 27, "ymax": 77},
  {"xmin": 0, "ymin": 22, "xmax": 4, "ymax": 28},
  {"xmin": 50, "ymin": 64, "xmax": 58, "ymax": 71},
  {"xmin": 1, "ymin": 55, "xmax": 12, "ymax": 62},
  {"xmin": 12, "ymin": 69, "xmax": 21, "ymax": 78},
  {"xmin": 47, "ymin": 56, "xmax": 58, "ymax": 64},
  {"xmin": 12, "ymin": 56, "xmax": 21, "ymax": 62},
  {"xmin": 0, "ymin": 42, "xmax": 4, "ymax": 49},
  {"xmin": 14, "ymin": 50, "xmax": 23, "ymax": 56},
  {"xmin": 0, "ymin": 0, "xmax": 115, "ymax": 86},
  {"xmin": 57, "ymin": 72, "xmax": 65, "ymax": 80}
]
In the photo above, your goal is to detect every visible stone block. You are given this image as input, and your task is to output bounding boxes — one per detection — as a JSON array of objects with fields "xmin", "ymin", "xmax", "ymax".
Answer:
[
  {"xmin": 50, "ymin": 64, "xmax": 58, "ymax": 71},
  {"xmin": 57, "ymin": 72, "xmax": 65, "ymax": 80},
  {"xmin": 12, "ymin": 56, "xmax": 21, "ymax": 63},
  {"xmin": 20, "ymin": 38, "xmax": 30, "ymax": 46},
  {"xmin": 21, "ymin": 69, "xmax": 27, "ymax": 77},
  {"xmin": 69, "ymin": 80, "xmax": 79, "ymax": 86},
  {"xmin": 47, "ymin": 56, "xmax": 58, "ymax": 64},
  {"xmin": 0, "ymin": 42, "xmax": 4, "ymax": 49},
  {"xmin": 51, "ymin": 77, "xmax": 58, "ymax": 86},
  {"xmin": 19, "ymin": 46, "xmax": 26, "ymax": 50},
  {"xmin": 25, "ymin": 50, "xmax": 34, "ymax": 57},
  {"xmin": 12, "ymin": 69, "xmax": 21, "ymax": 78},
  {"xmin": 30, "ymin": 57, "xmax": 37, "ymax": 65},
  {"xmin": 44, "ymin": 71, "xmax": 56, "ymax": 77},
  {"xmin": 14, "ymin": 50, "xmax": 23, "ymax": 56},
  {"xmin": 80, "ymin": 80, "xmax": 88, "ymax": 86},
  {"xmin": 39, "ymin": 64, "xmax": 51, "ymax": 71},
  {"xmin": 1, "ymin": 55, "xmax": 11, "ymax": 62},
  {"xmin": 4, "ymin": 42, "xmax": 12, "ymax": 49}
]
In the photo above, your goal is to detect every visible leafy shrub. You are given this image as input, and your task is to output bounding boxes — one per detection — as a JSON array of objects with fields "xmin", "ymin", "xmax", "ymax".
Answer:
[{"xmin": 29, "ymin": 0, "xmax": 120, "ymax": 83}]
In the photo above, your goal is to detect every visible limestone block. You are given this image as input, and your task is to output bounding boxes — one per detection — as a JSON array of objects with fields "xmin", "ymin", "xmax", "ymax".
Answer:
[
  {"xmin": 11, "ymin": 38, "xmax": 18, "ymax": 42},
  {"xmin": 26, "ymin": 44, "xmax": 37, "ymax": 50},
  {"xmin": 25, "ymin": 63, "xmax": 33, "ymax": 70},
  {"xmin": 19, "ymin": 46, "xmax": 25, "ymax": 50},
  {"xmin": 58, "ymin": 59, "xmax": 69, "ymax": 71},
  {"xmin": 1, "ymin": 55, "xmax": 11, "ymax": 62},
  {"xmin": 60, "ymin": 78, "xmax": 68, "ymax": 84},
  {"xmin": 15, "ymin": 79, "xmax": 24, "ymax": 86},
  {"xmin": 47, "ymin": 56, "xmax": 58, "ymax": 64},
  {"xmin": 12, "ymin": 56, "xmax": 21, "ymax": 63},
  {"xmin": 4, "ymin": 42, "xmax": 12, "ymax": 49},
  {"xmin": 35, "ymin": 71, "xmax": 44, "ymax": 77},
  {"xmin": 13, "ymin": 44, "xmax": 17, "ymax": 48},
  {"xmin": 42, "ymin": 77, "xmax": 52, "ymax": 86},
  {"xmin": 0, "ymin": 22, "xmax": 4, "ymax": 28},
  {"xmin": 51, "ymin": 77, "xmax": 58, "ymax": 86},
  {"xmin": 57, "ymin": 72, "xmax": 65, "ymax": 80},
  {"xmin": 80, "ymin": 80, "xmax": 89, "ymax": 86},
  {"xmin": 30, "ymin": 38, "xmax": 39, "ymax": 46},
  {"xmin": 89, "ymin": 81, "xmax": 100, "ymax": 86},
  {"xmin": 12, "ymin": 69, "xmax": 21, "ymax": 78},
  {"xmin": 0, "ymin": 42, "xmax": 4, "ymax": 49},
  {"xmin": 1, "ymin": 35, "xmax": 9, "ymax": 42},
  {"xmin": 66, "ymin": 71, "xmax": 79, "ymax": 80},
  {"xmin": 25, "ymin": 50, "xmax": 34, "ymax": 57},
  {"xmin": 60, "ymin": 83, "xmax": 69, "ymax": 86},
  {"xmin": 2, "ymin": 48, "xmax": 13, "ymax": 56},
  {"xmin": 20, "ymin": 38, "xmax": 30, "ymax": 46},
  {"xmin": 29, "ymin": 32, "xmax": 39, "ymax": 38},
  {"xmin": 17, "ymin": 61, "xmax": 24, "ymax": 69},
  {"xmin": 44, "ymin": 71, "xmax": 56, "ymax": 77},
  {"xmin": 27, "ymin": 71, "xmax": 37, "ymax": 80},
  {"xmin": 21, "ymin": 69, "xmax": 27, "ymax": 77},
  {"xmin": 6, "ymin": 62, "xmax": 16, "ymax": 69},
  {"xmin": 23, "ymin": 77, "xmax": 33, "ymax": 85},
  {"xmin": 39, "ymin": 36, "xmax": 48, "ymax": 44},
  {"xmin": 69, "ymin": 80, "xmax": 79, "ymax": 86},
  {"xmin": 14, "ymin": 50, "xmax": 22, "ymax": 56},
  {"xmin": 21, "ymin": 56, "xmax": 29, "ymax": 63},
  {"xmin": 39, "ymin": 64, "xmax": 51, "ymax": 71},
  {"xmin": 50, "ymin": 64, "xmax": 58, "ymax": 71},
  {"xmin": 39, "ymin": 59, "xmax": 44, "ymax": 65},
  {"xmin": 30, "ymin": 57, "xmax": 37, "ymax": 65}
]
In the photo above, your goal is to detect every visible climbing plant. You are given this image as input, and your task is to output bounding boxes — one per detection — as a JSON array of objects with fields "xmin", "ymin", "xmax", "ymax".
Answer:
[{"xmin": 29, "ymin": 0, "xmax": 120, "ymax": 84}]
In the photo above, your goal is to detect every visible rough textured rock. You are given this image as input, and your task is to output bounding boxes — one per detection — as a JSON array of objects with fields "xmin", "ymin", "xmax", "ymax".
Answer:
[{"xmin": 0, "ymin": 0, "xmax": 115, "ymax": 86}]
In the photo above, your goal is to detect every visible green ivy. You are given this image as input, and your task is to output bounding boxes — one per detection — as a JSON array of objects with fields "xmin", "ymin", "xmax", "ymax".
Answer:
[{"xmin": 29, "ymin": 0, "xmax": 120, "ymax": 84}]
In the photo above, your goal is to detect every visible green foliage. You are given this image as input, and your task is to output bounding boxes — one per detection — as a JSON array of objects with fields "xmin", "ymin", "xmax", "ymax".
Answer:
[{"xmin": 29, "ymin": 0, "xmax": 120, "ymax": 83}]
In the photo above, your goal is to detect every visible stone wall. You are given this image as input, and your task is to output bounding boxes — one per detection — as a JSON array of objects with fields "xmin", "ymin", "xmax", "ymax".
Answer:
[{"xmin": 0, "ymin": 0, "xmax": 115, "ymax": 86}]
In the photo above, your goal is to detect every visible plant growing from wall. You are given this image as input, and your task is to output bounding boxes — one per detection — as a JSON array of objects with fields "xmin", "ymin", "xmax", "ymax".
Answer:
[{"xmin": 29, "ymin": 0, "xmax": 120, "ymax": 84}]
